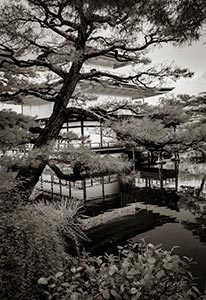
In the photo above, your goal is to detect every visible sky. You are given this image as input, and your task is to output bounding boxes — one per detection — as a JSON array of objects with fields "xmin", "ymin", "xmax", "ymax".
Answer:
[{"xmin": 150, "ymin": 37, "xmax": 206, "ymax": 96}]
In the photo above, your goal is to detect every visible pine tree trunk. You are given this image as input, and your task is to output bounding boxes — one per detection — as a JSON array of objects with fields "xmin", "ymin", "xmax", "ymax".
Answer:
[{"xmin": 11, "ymin": 59, "xmax": 84, "ymax": 203}]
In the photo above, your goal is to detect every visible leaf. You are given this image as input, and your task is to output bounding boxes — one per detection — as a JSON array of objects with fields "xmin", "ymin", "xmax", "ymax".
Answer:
[
  {"xmin": 148, "ymin": 257, "xmax": 156, "ymax": 264},
  {"xmin": 163, "ymin": 263, "xmax": 173, "ymax": 270},
  {"xmin": 48, "ymin": 283, "xmax": 56, "ymax": 289},
  {"xmin": 102, "ymin": 289, "xmax": 110, "ymax": 299},
  {"xmin": 62, "ymin": 282, "xmax": 70, "ymax": 287},
  {"xmin": 71, "ymin": 293, "xmax": 79, "ymax": 300},
  {"xmin": 156, "ymin": 270, "xmax": 165, "ymax": 279},
  {"xmin": 122, "ymin": 259, "xmax": 130, "ymax": 268},
  {"xmin": 110, "ymin": 289, "xmax": 122, "ymax": 299},
  {"xmin": 71, "ymin": 267, "xmax": 77, "ymax": 273},
  {"xmin": 130, "ymin": 287, "xmax": 138, "ymax": 294},
  {"xmin": 38, "ymin": 277, "xmax": 49, "ymax": 285},
  {"xmin": 117, "ymin": 246, "xmax": 124, "ymax": 250},
  {"xmin": 191, "ymin": 286, "xmax": 201, "ymax": 295},
  {"xmin": 120, "ymin": 284, "xmax": 125, "ymax": 293},
  {"xmin": 131, "ymin": 292, "xmax": 142, "ymax": 300},
  {"xmin": 55, "ymin": 272, "xmax": 64, "ymax": 278},
  {"xmin": 109, "ymin": 265, "xmax": 118, "ymax": 276}
]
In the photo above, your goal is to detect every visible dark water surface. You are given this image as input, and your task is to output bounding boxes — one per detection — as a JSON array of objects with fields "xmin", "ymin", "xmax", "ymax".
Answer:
[
  {"xmin": 132, "ymin": 223, "xmax": 206, "ymax": 292},
  {"xmin": 86, "ymin": 171, "xmax": 206, "ymax": 292}
]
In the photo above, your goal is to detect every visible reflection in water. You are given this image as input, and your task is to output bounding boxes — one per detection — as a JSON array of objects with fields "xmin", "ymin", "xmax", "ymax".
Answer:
[
  {"xmin": 132, "ymin": 223, "xmax": 206, "ymax": 292},
  {"xmin": 86, "ymin": 179, "xmax": 206, "ymax": 292}
]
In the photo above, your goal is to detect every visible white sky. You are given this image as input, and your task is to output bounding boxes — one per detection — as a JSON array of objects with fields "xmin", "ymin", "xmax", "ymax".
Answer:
[{"xmin": 150, "ymin": 37, "xmax": 206, "ymax": 96}]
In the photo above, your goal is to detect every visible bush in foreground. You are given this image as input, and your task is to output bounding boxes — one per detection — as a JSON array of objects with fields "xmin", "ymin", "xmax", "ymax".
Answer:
[
  {"xmin": 0, "ymin": 198, "xmax": 85, "ymax": 300},
  {"xmin": 38, "ymin": 241, "xmax": 203, "ymax": 300}
]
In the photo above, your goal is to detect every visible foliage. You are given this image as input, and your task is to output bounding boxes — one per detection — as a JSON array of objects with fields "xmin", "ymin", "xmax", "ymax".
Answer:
[
  {"xmin": 51, "ymin": 145, "xmax": 131, "ymax": 177},
  {"xmin": 0, "ymin": 169, "xmax": 16, "ymax": 192},
  {"xmin": 0, "ymin": 110, "xmax": 36, "ymax": 151},
  {"xmin": 0, "ymin": 0, "xmax": 197, "ymax": 104},
  {"xmin": 0, "ymin": 0, "xmax": 205, "ymax": 193},
  {"xmin": 38, "ymin": 241, "xmax": 202, "ymax": 300},
  {"xmin": 184, "ymin": 95, "xmax": 206, "ymax": 162},
  {"xmin": 112, "ymin": 117, "xmax": 178, "ymax": 152},
  {"xmin": 108, "ymin": 93, "xmax": 206, "ymax": 155},
  {"xmin": 0, "ymin": 197, "xmax": 85, "ymax": 300},
  {"xmin": 34, "ymin": 198, "xmax": 87, "ymax": 254},
  {"xmin": 150, "ymin": 97, "xmax": 189, "ymax": 127}
]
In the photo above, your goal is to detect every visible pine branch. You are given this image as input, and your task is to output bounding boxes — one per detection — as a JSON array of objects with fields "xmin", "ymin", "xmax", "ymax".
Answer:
[
  {"xmin": 0, "ymin": 45, "xmax": 66, "ymax": 78},
  {"xmin": 84, "ymin": 35, "xmax": 177, "ymax": 60}
]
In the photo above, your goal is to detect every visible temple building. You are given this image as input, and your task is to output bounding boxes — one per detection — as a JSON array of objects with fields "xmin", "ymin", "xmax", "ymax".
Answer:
[{"xmin": 1, "ymin": 53, "xmax": 176, "ymax": 203}]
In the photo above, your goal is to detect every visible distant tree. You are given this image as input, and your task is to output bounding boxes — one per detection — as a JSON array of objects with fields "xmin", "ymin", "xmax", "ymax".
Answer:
[
  {"xmin": 0, "ymin": 110, "xmax": 36, "ymax": 152},
  {"xmin": 108, "ymin": 95, "xmax": 206, "ymax": 159},
  {"xmin": 178, "ymin": 93, "xmax": 206, "ymax": 197},
  {"xmin": 0, "ymin": 110, "xmax": 37, "ymax": 192},
  {"xmin": 0, "ymin": 0, "xmax": 205, "ymax": 199}
]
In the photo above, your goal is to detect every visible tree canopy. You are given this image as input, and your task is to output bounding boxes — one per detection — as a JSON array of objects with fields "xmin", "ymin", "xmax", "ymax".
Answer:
[
  {"xmin": 0, "ymin": 0, "xmax": 206, "ymax": 196},
  {"xmin": 0, "ymin": 0, "xmax": 204, "ymax": 102},
  {"xmin": 104, "ymin": 94, "xmax": 206, "ymax": 156}
]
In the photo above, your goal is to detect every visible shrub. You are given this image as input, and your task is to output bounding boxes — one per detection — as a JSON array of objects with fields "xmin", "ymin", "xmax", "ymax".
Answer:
[
  {"xmin": 34, "ymin": 198, "xmax": 87, "ymax": 255},
  {"xmin": 0, "ymin": 198, "xmax": 85, "ymax": 300},
  {"xmin": 38, "ymin": 241, "xmax": 202, "ymax": 300}
]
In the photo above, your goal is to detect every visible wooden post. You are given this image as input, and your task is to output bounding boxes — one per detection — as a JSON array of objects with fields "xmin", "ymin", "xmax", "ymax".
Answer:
[
  {"xmin": 69, "ymin": 181, "xmax": 72, "ymax": 198},
  {"xmin": 82, "ymin": 178, "xmax": 87, "ymax": 203},
  {"xmin": 100, "ymin": 123, "xmax": 103, "ymax": 148},
  {"xmin": 158, "ymin": 153, "xmax": 163, "ymax": 191},
  {"xmin": 59, "ymin": 179, "xmax": 62, "ymax": 199},
  {"xmin": 67, "ymin": 121, "xmax": 69, "ymax": 149},
  {"xmin": 101, "ymin": 176, "xmax": 105, "ymax": 202},
  {"xmin": 174, "ymin": 152, "xmax": 179, "ymax": 192}
]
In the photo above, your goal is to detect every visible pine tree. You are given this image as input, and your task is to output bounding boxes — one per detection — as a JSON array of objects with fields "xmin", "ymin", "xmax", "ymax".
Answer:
[{"xmin": 0, "ymin": 0, "xmax": 205, "ymax": 199}]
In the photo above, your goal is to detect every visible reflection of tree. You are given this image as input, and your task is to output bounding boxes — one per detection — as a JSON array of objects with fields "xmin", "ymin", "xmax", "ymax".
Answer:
[
  {"xmin": 181, "ymin": 195, "xmax": 206, "ymax": 243},
  {"xmin": 131, "ymin": 187, "xmax": 180, "ymax": 211}
]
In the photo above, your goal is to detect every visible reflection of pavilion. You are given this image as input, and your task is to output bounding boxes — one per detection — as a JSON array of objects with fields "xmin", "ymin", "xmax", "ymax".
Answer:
[{"xmin": 135, "ymin": 166, "xmax": 178, "ymax": 192}]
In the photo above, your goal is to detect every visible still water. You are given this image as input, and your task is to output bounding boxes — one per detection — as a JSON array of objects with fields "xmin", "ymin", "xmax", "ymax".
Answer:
[{"xmin": 86, "ymin": 171, "xmax": 206, "ymax": 292}]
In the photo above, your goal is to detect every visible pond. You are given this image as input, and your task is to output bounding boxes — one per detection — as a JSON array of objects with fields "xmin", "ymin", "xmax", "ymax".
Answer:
[{"xmin": 85, "ymin": 171, "xmax": 206, "ymax": 292}]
